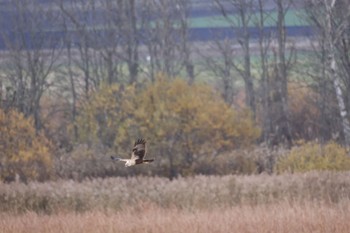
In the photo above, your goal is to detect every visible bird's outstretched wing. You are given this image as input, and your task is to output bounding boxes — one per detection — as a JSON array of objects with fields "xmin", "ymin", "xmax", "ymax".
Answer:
[
  {"xmin": 131, "ymin": 138, "xmax": 146, "ymax": 160},
  {"xmin": 111, "ymin": 156, "xmax": 123, "ymax": 161}
]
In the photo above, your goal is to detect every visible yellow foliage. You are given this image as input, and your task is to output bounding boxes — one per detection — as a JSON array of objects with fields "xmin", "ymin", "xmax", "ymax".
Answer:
[
  {"xmin": 136, "ymin": 77, "xmax": 260, "ymax": 154},
  {"xmin": 135, "ymin": 77, "xmax": 260, "ymax": 175},
  {"xmin": 0, "ymin": 109, "xmax": 53, "ymax": 182},
  {"xmin": 75, "ymin": 76, "xmax": 260, "ymax": 177},
  {"xmin": 75, "ymin": 83, "xmax": 138, "ymax": 150},
  {"xmin": 276, "ymin": 141, "xmax": 350, "ymax": 173}
]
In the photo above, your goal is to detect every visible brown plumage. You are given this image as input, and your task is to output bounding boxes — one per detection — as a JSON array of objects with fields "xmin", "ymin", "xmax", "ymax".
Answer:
[{"xmin": 111, "ymin": 138, "xmax": 154, "ymax": 167}]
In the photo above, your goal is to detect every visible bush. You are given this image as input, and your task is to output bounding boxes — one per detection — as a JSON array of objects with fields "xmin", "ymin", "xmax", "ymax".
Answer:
[
  {"xmin": 276, "ymin": 141, "xmax": 350, "ymax": 173},
  {"xmin": 0, "ymin": 109, "xmax": 53, "ymax": 182},
  {"xmin": 193, "ymin": 145, "xmax": 287, "ymax": 175},
  {"xmin": 54, "ymin": 144, "xmax": 120, "ymax": 181}
]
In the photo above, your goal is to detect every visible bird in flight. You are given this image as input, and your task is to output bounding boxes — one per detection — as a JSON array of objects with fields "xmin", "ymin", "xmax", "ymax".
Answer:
[{"xmin": 111, "ymin": 138, "xmax": 154, "ymax": 167}]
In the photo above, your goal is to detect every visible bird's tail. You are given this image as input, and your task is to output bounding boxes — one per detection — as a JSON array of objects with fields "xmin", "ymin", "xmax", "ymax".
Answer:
[{"xmin": 143, "ymin": 159, "xmax": 154, "ymax": 164}]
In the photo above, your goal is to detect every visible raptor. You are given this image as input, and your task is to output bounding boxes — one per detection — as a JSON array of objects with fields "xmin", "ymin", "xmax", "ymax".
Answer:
[{"xmin": 111, "ymin": 139, "xmax": 154, "ymax": 167}]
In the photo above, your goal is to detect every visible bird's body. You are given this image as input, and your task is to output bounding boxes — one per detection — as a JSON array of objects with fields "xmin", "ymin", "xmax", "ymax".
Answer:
[{"xmin": 111, "ymin": 139, "xmax": 154, "ymax": 167}]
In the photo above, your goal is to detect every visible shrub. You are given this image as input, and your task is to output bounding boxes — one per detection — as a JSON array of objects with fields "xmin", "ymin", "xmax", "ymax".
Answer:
[
  {"xmin": 276, "ymin": 141, "xmax": 350, "ymax": 173},
  {"xmin": 192, "ymin": 151, "xmax": 257, "ymax": 175},
  {"xmin": 193, "ymin": 145, "xmax": 287, "ymax": 175},
  {"xmin": 0, "ymin": 109, "xmax": 53, "ymax": 182},
  {"xmin": 54, "ymin": 144, "xmax": 121, "ymax": 181}
]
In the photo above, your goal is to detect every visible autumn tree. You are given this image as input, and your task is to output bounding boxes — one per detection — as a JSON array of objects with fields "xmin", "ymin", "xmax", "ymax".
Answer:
[
  {"xmin": 0, "ymin": 109, "xmax": 53, "ymax": 182},
  {"xmin": 75, "ymin": 76, "xmax": 260, "ymax": 179},
  {"xmin": 75, "ymin": 83, "xmax": 138, "ymax": 149},
  {"xmin": 136, "ymin": 77, "xmax": 260, "ymax": 178}
]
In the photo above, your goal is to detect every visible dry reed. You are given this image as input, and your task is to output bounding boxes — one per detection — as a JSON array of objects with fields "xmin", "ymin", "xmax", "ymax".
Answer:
[
  {"xmin": 2, "ymin": 172, "xmax": 350, "ymax": 232},
  {"xmin": 1, "ymin": 171, "xmax": 350, "ymax": 214},
  {"xmin": 1, "ymin": 201, "xmax": 350, "ymax": 233}
]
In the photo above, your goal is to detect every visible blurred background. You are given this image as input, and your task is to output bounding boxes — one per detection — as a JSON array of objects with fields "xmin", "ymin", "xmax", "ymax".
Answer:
[{"xmin": 0, "ymin": 0, "xmax": 350, "ymax": 182}]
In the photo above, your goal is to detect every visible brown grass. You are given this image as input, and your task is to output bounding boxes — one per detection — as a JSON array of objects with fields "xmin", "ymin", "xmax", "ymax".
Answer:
[
  {"xmin": 2, "ymin": 172, "xmax": 350, "ymax": 232},
  {"xmin": 1, "ymin": 172, "xmax": 350, "ymax": 213},
  {"xmin": 1, "ymin": 202, "xmax": 350, "ymax": 233}
]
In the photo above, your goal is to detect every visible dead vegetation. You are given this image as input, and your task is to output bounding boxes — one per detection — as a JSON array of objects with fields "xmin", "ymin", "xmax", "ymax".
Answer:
[
  {"xmin": 1, "ymin": 171, "xmax": 350, "ymax": 214},
  {"xmin": 1, "ymin": 202, "xmax": 350, "ymax": 233},
  {"xmin": 1, "ymin": 172, "xmax": 350, "ymax": 232}
]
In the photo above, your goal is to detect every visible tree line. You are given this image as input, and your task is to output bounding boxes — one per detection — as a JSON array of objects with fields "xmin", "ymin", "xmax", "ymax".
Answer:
[{"xmin": 0, "ymin": 0, "xmax": 350, "ymax": 181}]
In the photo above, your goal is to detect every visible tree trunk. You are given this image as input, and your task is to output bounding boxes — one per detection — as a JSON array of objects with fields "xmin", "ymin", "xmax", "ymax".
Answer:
[
  {"xmin": 257, "ymin": 0, "xmax": 272, "ymax": 142},
  {"xmin": 325, "ymin": 0, "xmax": 350, "ymax": 147},
  {"xmin": 273, "ymin": 0, "xmax": 292, "ymax": 147},
  {"xmin": 126, "ymin": 0, "xmax": 139, "ymax": 84},
  {"xmin": 240, "ymin": 6, "xmax": 256, "ymax": 118}
]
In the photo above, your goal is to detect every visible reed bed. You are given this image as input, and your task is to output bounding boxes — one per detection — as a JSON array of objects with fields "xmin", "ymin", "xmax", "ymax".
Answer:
[
  {"xmin": 1, "ymin": 171, "xmax": 350, "ymax": 214},
  {"xmin": 1, "ymin": 201, "xmax": 350, "ymax": 233}
]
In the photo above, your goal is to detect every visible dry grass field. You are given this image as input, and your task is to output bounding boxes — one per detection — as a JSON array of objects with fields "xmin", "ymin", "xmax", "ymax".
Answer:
[
  {"xmin": 1, "ymin": 202, "xmax": 350, "ymax": 233},
  {"xmin": 1, "ymin": 172, "xmax": 350, "ymax": 232}
]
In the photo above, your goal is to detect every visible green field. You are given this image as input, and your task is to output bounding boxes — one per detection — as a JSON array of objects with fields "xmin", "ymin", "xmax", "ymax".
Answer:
[{"xmin": 189, "ymin": 9, "xmax": 308, "ymax": 28}]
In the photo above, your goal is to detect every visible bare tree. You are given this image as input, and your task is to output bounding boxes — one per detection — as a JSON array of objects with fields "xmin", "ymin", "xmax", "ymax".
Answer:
[
  {"xmin": 0, "ymin": 0, "xmax": 62, "ymax": 131},
  {"xmin": 140, "ymin": 0, "xmax": 192, "ymax": 81},
  {"xmin": 253, "ymin": 0, "xmax": 274, "ymax": 142},
  {"xmin": 210, "ymin": 0, "xmax": 297, "ymax": 146},
  {"xmin": 59, "ymin": 18, "xmax": 79, "ymax": 140},
  {"xmin": 60, "ymin": 0, "xmax": 141, "ymax": 86},
  {"xmin": 199, "ymin": 39, "xmax": 236, "ymax": 104},
  {"xmin": 89, "ymin": 0, "xmax": 122, "ymax": 85},
  {"xmin": 266, "ymin": 0, "xmax": 295, "ymax": 147},
  {"xmin": 177, "ymin": 0, "xmax": 195, "ymax": 84},
  {"xmin": 59, "ymin": 0, "xmax": 95, "ymax": 97},
  {"xmin": 122, "ymin": 0, "xmax": 139, "ymax": 84},
  {"xmin": 305, "ymin": 0, "xmax": 350, "ymax": 147},
  {"xmin": 213, "ymin": 0, "xmax": 256, "ymax": 117}
]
